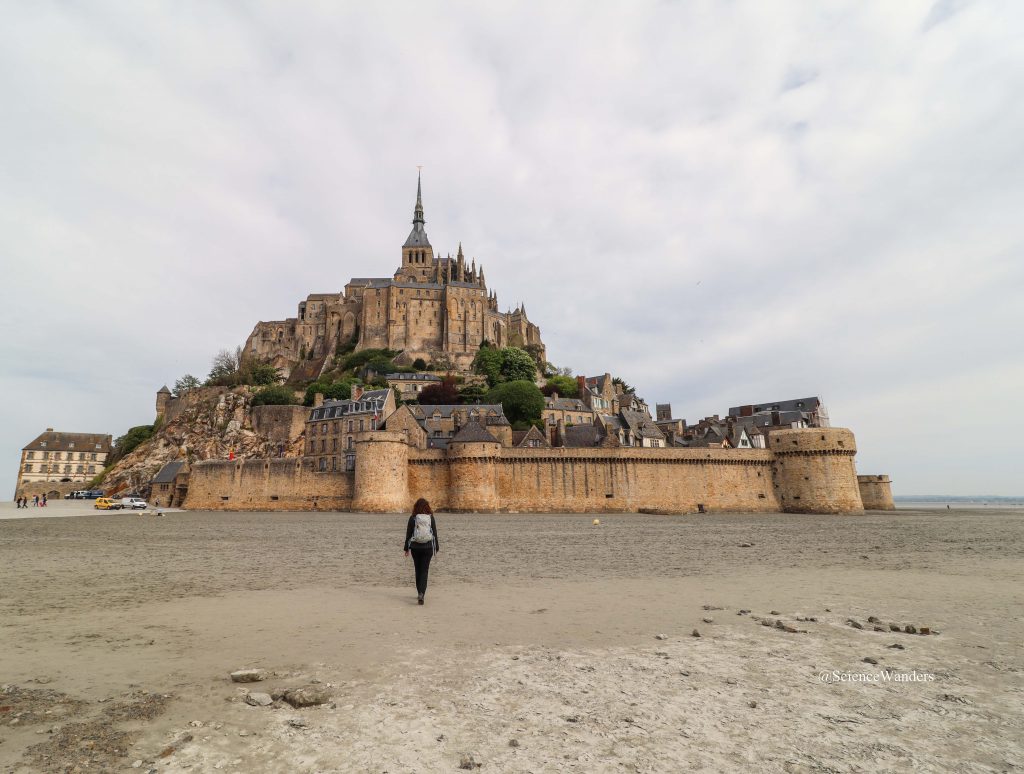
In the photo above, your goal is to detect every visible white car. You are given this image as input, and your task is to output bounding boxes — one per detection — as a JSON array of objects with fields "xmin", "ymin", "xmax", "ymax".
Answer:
[{"xmin": 122, "ymin": 497, "xmax": 148, "ymax": 510}]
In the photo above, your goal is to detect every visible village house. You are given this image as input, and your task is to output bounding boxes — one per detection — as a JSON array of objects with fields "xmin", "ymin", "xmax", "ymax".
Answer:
[
  {"xmin": 384, "ymin": 372, "xmax": 442, "ymax": 402},
  {"xmin": 149, "ymin": 460, "xmax": 190, "ymax": 507},
  {"xmin": 385, "ymin": 403, "xmax": 511, "ymax": 448},
  {"xmin": 542, "ymin": 393, "xmax": 595, "ymax": 427},
  {"xmin": 306, "ymin": 386, "xmax": 396, "ymax": 471}
]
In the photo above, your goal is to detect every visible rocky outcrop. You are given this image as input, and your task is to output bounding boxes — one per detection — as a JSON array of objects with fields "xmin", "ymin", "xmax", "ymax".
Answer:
[{"xmin": 101, "ymin": 387, "xmax": 306, "ymax": 496}]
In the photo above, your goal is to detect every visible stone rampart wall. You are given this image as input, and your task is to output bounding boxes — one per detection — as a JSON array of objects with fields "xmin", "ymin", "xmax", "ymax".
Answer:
[
  {"xmin": 183, "ymin": 428, "xmax": 875, "ymax": 515},
  {"xmin": 185, "ymin": 458, "xmax": 352, "ymax": 511}
]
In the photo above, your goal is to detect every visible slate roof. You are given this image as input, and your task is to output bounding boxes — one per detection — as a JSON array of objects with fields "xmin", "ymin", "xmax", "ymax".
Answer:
[
  {"xmin": 450, "ymin": 419, "xmax": 499, "ymax": 444},
  {"xmin": 512, "ymin": 426, "xmax": 550, "ymax": 447},
  {"xmin": 728, "ymin": 397, "xmax": 821, "ymax": 417},
  {"xmin": 309, "ymin": 389, "xmax": 391, "ymax": 421},
  {"xmin": 152, "ymin": 460, "xmax": 185, "ymax": 484},
  {"xmin": 409, "ymin": 404, "xmax": 506, "ymax": 421},
  {"xmin": 23, "ymin": 430, "xmax": 112, "ymax": 453},
  {"xmin": 620, "ymin": 410, "xmax": 666, "ymax": 441},
  {"xmin": 563, "ymin": 424, "xmax": 603, "ymax": 448},
  {"xmin": 544, "ymin": 396, "xmax": 588, "ymax": 412},
  {"xmin": 385, "ymin": 373, "xmax": 441, "ymax": 382},
  {"xmin": 157, "ymin": 385, "xmax": 171, "ymax": 394}
]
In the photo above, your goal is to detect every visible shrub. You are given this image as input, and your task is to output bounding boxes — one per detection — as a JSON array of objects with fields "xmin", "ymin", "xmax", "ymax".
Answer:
[
  {"xmin": 251, "ymin": 385, "xmax": 298, "ymax": 406},
  {"xmin": 251, "ymin": 363, "xmax": 282, "ymax": 386},
  {"xmin": 412, "ymin": 358, "xmax": 428, "ymax": 371},
  {"xmin": 173, "ymin": 374, "xmax": 202, "ymax": 396}
]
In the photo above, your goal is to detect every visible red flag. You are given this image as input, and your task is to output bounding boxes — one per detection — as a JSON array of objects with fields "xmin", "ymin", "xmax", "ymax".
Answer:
[{"xmin": 228, "ymin": 450, "xmax": 235, "ymax": 461}]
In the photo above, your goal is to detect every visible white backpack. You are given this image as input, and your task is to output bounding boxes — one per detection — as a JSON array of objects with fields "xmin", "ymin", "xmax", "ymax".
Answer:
[{"xmin": 411, "ymin": 513, "xmax": 434, "ymax": 543}]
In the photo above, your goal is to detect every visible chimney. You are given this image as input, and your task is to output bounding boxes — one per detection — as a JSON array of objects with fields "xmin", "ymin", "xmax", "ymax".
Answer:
[
  {"xmin": 352, "ymin": 385, "xmax": 364, "ymax": 401},
  {"xmin": 313, "ymin": 393, "xmax": 324, "ymax": 408},
  {"xmin": 576, "ymin": 375, "xmax": 585, "ymax": 394}
]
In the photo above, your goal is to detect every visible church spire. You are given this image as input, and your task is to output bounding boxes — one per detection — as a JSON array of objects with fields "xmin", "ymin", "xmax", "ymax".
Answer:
[{"xmin": 413, "ymin": 169, "xmax": 424, "ymax": 225}]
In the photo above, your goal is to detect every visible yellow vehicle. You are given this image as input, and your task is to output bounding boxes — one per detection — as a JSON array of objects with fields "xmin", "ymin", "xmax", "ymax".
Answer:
[{"xmin": 94, "ymin": 497, "xmax": 122, "ymax": 510}]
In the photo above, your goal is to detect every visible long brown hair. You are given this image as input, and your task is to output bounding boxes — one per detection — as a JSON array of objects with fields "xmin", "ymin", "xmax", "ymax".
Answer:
[{"xmin": 412, "ymin": 498, "xmax": 433, "ymax": 516}]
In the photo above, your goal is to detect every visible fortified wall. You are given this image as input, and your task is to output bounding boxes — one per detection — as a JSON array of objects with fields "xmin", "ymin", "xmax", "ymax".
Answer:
[
  {"xmin": 857, "ymin": 474, "xmax": 895, "ymax": 510},
  {"xmin": 185, "ymin": 427, "xmax": 870, "ymax": 515}
]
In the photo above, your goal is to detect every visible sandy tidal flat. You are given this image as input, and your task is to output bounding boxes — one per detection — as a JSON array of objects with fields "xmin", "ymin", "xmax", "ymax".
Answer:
[{"xmin": 0, "ymin": 507, "xmax": 1021, "ymax": 773}]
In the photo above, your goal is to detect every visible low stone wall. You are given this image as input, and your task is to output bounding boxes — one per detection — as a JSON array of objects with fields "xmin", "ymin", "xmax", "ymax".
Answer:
[{"xmin": 14, "ymin": 481, "xmax": 83, "ymax": 501}]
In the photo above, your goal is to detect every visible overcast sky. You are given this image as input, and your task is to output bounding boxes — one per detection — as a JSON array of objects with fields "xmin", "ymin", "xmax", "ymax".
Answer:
[{"xmin": 2, "ymin": 1, "xmax": 1022, "ymax": 497}]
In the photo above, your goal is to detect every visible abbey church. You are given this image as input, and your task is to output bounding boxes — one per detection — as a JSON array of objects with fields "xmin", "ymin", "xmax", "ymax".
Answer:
[{"xmin": 246, "ymin": 175, "xmax": 546, "ymax": 378}]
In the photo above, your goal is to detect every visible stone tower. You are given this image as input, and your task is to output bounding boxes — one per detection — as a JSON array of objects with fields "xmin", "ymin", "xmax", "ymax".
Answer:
[
  {"xmin": 352, "ymin": 431, "xmax": 409, "ymax": 513},
  {"xmin": 857, "ymin": 475, "xmax": 895, "ymax": 510},
  {"xmin": 156, "ymin": 385, "xmax": 172, "ymax": 419},
  {"xmin": 446, "ymin": 420, "xmax": 501, "ymax": 512},
  {"xmin": 770, "ymin": 428, "xmax": 864, "ymax": 514}
]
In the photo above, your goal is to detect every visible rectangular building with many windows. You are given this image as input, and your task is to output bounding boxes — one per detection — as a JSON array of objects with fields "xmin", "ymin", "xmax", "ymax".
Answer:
[{"xmin": 17, "ymin": 429, "xmax": 112, "ymax": 495}]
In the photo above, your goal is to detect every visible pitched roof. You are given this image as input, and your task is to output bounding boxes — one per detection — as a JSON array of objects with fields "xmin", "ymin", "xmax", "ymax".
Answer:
[
  {"xmin": 157, "ymin": 385, "xmax": 171, "ymax": 394},
  {"xmin": 512, "ymin": 425, "xmax": 550, "ymax": 447},
  {"xmin": 563, "ymin": 424, "xmax": 603, "ymax": 448},
  {"xmin": 23, "ymin": 430, "xmax": 112, "ymax": 453},
  {"xmin": 385, "ymin": 373, "xmax": 441, "ymax": 382},
  {"xmin": 544, "ymin": 396, "xmax": 588, "ymax": 411},
  {"xmin": 309, "ymin": 389, "xmax": 392, "ymax": 420},
  {"xmin": 409, "ymin": 404, "xmax": 505, "ymax": 420},
  {"xmin": 620, "ymin": 410, "xmax": 666, "ymax": 440},
  {"xmin": 152, "ymin": 460, "xmax": 185, "ymax": 484},
  {"xmin": 449, "ymin": 419, "xmax": 499, "ymax": 444},
  {"xmin": 728, "ymin": 397, "xmax": 821, "ymax": 417}
]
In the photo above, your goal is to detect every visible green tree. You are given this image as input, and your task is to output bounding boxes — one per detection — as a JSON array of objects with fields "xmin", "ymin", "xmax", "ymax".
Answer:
[
  {"xmin": 543, "ymin": 375, "xmax": 579, "ymax": 398},
  {"xmin": 612, "ymin": 376, "xmax": 635, "ymax": 394},
  {"xmin": 111, "ymin": 424, "xmax": 155, "ymax": 464},
  {"xmin": 500, "ymin": 347, "xmax": 537, "ymax": 383},
  {"xmin": 173, "ymin": 374, "xmax": 202, "ymax": 396},
  {"xmin": 251, "ymin": 385, "xmax": 298, "ymax": 406},
  {"xmin": 412, "ymin": 358, "xmax": 428, "ymax": 371},
  {"xmin": 457, "ymin": 384, "xmax": 488, "ymax": 404},
  {"xmin": 484, "ymin": 380, "xmax": 545, "ymax": 426},
  {"xmin": 251, "ymin": 363, "xmax": 282, "ymax": 386},
  {"xmin": 303, "ymin": 380, "xmax": 355, "ymax": 406},
  {"xmin": 472, "ymin": 346, "xmax": 504, "ymax": 387}
]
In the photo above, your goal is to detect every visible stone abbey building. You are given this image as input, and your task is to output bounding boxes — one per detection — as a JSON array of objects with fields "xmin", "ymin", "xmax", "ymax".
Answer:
[{"xmin": 246, "ymin": 174, "xmax": 546, "ymax": 378}]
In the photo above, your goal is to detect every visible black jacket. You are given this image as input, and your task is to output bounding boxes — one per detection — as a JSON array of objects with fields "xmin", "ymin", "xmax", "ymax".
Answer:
[{"xmin": 405, "ymin": 513, "xmax": 439, "ymax": 553}]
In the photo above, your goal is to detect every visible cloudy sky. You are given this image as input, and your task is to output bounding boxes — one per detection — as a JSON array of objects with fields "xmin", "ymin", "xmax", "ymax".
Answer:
[{"xmin": 2, "ymin": 1, "xmax": 1022, "ymax": 497}]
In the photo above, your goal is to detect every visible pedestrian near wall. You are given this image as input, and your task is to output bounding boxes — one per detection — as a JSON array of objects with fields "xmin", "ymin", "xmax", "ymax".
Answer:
[{"xmin": 403, "ymin": 498, "xmax": 440, "ymax": 605}]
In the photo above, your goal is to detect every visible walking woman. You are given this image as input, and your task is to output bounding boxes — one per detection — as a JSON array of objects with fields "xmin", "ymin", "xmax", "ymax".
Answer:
[{"xmin": 404, "ymin": 498, "xmax": 439, "ymax": 605}]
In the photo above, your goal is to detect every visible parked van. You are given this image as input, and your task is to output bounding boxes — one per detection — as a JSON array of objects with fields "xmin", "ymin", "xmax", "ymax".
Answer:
[
  {"xmin": 122, "ymin": 498, "xmax": 148, "ymax": 510},
  {"xmin": 94, "ymin": 498, "xmax": 122, "ymax": 510}
]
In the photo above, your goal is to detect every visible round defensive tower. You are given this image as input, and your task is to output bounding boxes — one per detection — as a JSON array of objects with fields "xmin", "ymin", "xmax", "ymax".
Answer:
[
  {"xmin": 352, "ymin": 431, "xmax": 409, "ymax": 513},
  {"xmin": 447, "ymin": 429, "xmax": 502, "ymax": 513},
  {"xmin": 857, "ymin": 474, "xmax": 895, "ymax": 510},
  {"xmin": 769, "ymin": 428, "xmax": 864, "ymax": 514}
]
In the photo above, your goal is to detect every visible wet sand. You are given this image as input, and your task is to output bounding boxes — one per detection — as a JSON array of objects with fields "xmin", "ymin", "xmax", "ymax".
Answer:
[{"xmin": 1, "ymin": 506, "xmax": 1021, "ymax": 772}]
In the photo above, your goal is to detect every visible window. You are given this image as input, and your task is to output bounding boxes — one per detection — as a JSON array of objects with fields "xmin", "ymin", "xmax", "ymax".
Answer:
[
  {"xmin": 331, "ymin": 456, "xmax": 337, "ymax": 471},
  {"xmin": 27, "ymin": 451, "xmax": 34, "ymax": 459},
  {"xmin": 348, "ymin": 420, "xmax": 354, "ymax": 432},
  {"xmin": 24, "ymin": 463, "xmax": 32, "ymax": 472},
  {"xmin": 77, "ymin": 465, "xmax": 84, "ymax": 473},
  {"xmin": 359, "ymin": 419, "xmax": 364, "ymax": 432},
  {"xmin": 321, "ymin": 424, "xmax": 327, "ymax": 435},
  {"xmin": 332, "ymin": 438, "xmax": 337, "ymax": 452},
  {"xmin": 90, "ymin": 453, "xmax": 96, "ymax": 460},
  {"xmin": 69, "ymin": 442, "xmax": 75, "ymax": 449},
  {"xmin": 318, "ymin": 457, "xmax": 327, "ymax": 472},
  {"xmin": 88, "ymin": 465, "xmax": 95, "ymax": 474},
  {"xmin": 319, "ymin": 440, "xmax": 326, "ymax": 452},
  {"xmin": 347, "ymin": 436, "xmax": 353, "ymax": 450}
]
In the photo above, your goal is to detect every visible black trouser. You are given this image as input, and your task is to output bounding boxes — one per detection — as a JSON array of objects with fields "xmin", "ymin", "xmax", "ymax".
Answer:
[{"xmin": 411, "ymin": 543, "xmax": 434, "ymax": 596}]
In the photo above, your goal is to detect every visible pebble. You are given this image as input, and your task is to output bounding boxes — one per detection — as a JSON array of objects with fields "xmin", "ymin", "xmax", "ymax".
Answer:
[
  {"xmin": 737, "ymin": 609, "xmax": 751, "ymax": 615},
  {"xmin": 459, "ymin": 753, "xmax": 481, "ymax": 770},
  {"xmin": 508, "ymin": 739, "xmax": 520, "ymax": 748},
  {"xmin": 738, "ymin": 542, "xmax": 754, "ymax": 547},
  {"xmin": 848, "ymin": 620, "xmax": 864, "ymax": 630},
  {"xmin": 748, "ymin": 700, "xmax": 758, "ymax": 708},
  {"xmin": 702, "ymin": 617, "xmax": 713, "ymax": 624},
  {"xmin": 287, "ymin": 719, "xmax": 307, "ymax": 729},
  {"xmin": 282, "ymin": 686, "xmax": 331, "ymax": 708},
  {"xmin": 887, "ymin": 643, "xmax": 905, "ymax": 650},
  {"xmin": 863, "ymin": 657, "xmax": 878, "ymax": 665},
  {"xmin": 245, "ymin": 693, "xmax": 273, "ymax": 707},
  {"xmin": 132, "ymin": 762, "xmax": 143, "ymax": 769},
  {"xmin": 889, "ymin": 623, "xmax": 901, "ymax": 632},
  {"xmin": 770, "ymin": 610, "xmax": 781, "ymax": 616},
  {"xmin": 867, "ymin": 616, "xmax": 879, "ymax": 623},
  {"xmin": 873, "ymin": 626, "xmax": 886, "ymax": 632},
  {"xmin": 904, "ymin": 625, "xmax": 917, "ymax": 634},
  {"xmin": 229, "ymin": 669, "xmax": 267, "ymax": 684},
  {"xmin": 654, "ymin": 634, "xmax": 668, "ymax": 640},
  {"xmin": 691, "ymin": 629, "xmax": 701, "ymax": 637},
  {"xmin": 920, "ymin": 627, "xmax": 931, "ymax": 635}
]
